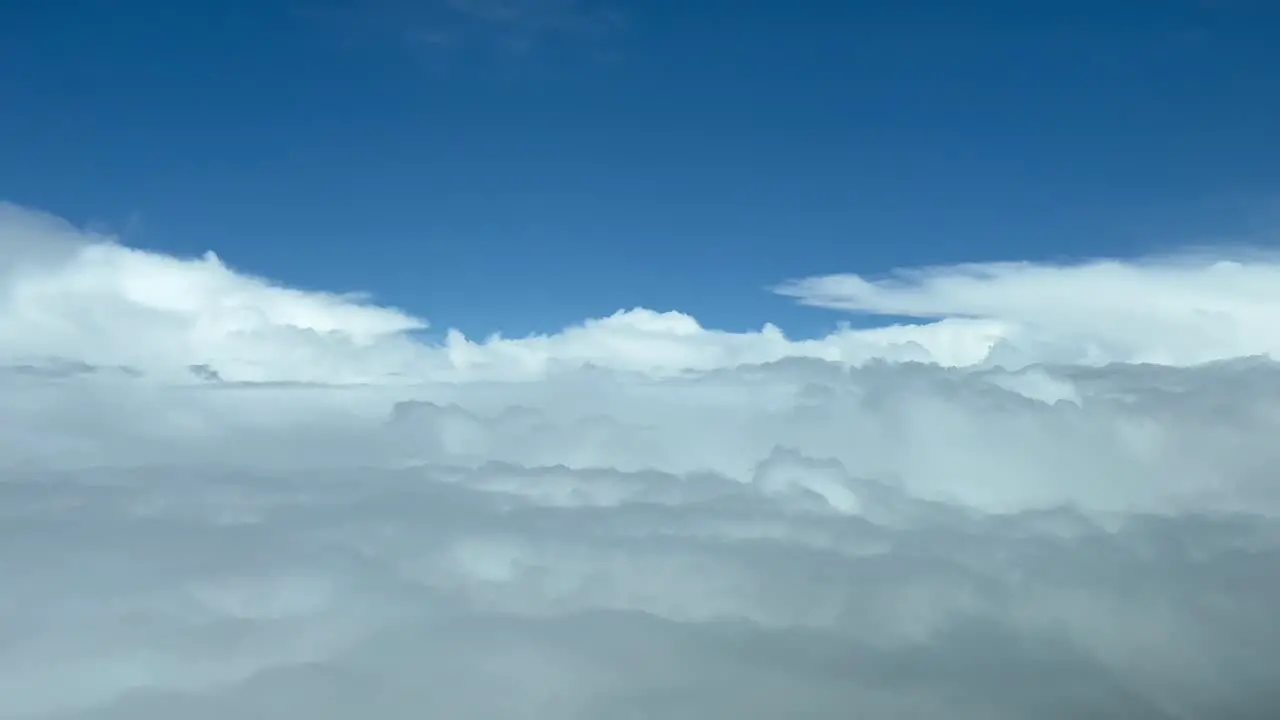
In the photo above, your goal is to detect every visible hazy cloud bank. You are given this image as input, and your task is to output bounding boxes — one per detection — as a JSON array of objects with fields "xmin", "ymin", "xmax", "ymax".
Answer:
[{"xmin": 3, "ymin": 202, "xmax": 1279, "ymax": 718}]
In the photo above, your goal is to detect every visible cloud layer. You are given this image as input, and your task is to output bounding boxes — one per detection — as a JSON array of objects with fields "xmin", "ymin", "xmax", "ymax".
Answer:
[
  {"xmin": 3, "ymin": 201, "xmax": 1280, "ymax": 718},
  {"xmin": 776, "ymin": 250, "xmax": 1280, "ymax": 367}
]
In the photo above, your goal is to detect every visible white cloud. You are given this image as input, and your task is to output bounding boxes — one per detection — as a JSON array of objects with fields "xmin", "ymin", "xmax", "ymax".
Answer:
[
  {"xmin": 3, "ymin": 201, "xmax": 1280, "ymax": 718},
  {"xmin": 775, "ymin": 251, "xmax": 1280, "ymax": 366}
]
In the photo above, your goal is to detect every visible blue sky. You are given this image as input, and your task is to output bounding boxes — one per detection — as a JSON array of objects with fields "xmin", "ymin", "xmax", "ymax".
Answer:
[{"xmin": 2, "ymin": 0, "xmax": 1278, "ymax": 338}]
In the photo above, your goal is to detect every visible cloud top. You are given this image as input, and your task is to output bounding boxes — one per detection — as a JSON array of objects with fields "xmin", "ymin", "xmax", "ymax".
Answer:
[
  {"xmin": 4, "ymin": 201, "xmax": 1280, "ymax": 718},
  {"xmin": 6, "ymin": 202, "xmax": 1280, "ymax": 384},
  {"xmin": 776, "ymin": 251, "xmax": 1280, "ymax": 366}
]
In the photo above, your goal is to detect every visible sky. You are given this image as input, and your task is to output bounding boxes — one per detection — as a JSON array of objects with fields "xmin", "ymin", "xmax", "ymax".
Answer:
[
  {"xmin": 7, "ymin": 2, "xmax": 1280, "ymax": 719},
  {"xmin": 2, "ymin": 0, "xmax": 1278, "ymax": 336}
]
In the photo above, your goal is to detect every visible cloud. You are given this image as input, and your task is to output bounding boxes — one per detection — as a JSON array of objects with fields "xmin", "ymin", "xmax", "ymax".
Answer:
[
  {"xmin": 378, "ymin": 0, "xmax": 624, "ymax": 60},
  {"xmin": 444, "ymin": 0, "xmax": 573, "ymax": 25},
  {"xmin": 442, "ymin": 0, "xmax": 621, "ymax": 35},
  {"xmin": 298, "ymin": 0, "xmax": 622, "ymax": 67},
  {"xmin": 3, "ymin": 201, "xmax": 1280, "ymax": 718},
  {"xmin": 774, "ymin": 251, "xmax": 1280, "ymax": 366}
]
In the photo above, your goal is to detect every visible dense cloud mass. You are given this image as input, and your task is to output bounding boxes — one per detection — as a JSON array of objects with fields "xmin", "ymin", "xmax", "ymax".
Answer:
[{"xmin": 3, "ymin": 201, "xmax": 1280, "ymax": 718}]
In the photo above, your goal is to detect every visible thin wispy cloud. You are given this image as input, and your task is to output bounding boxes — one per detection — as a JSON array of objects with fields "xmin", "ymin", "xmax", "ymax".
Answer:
[
  {"xmin": 4, "ymin": 201, "xmax": 1280, "ymax": 718},
  {"xmin": 444, "ymin": 0, "xmax": 622, "ymax": 35},
  {"xmin": 314, "ymin": 0, "xmax": 624, "ymax": 63},
  {"xmin": 774, "ymin": 251, "xmax": 1280, "ymax": 367},
  {"xmin": 434, "ymin": 0, "xmax": 624, "ymax": 62}
]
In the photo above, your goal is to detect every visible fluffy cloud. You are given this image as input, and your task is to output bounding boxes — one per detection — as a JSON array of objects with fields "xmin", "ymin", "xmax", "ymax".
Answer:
[{"xmin": 3, "ymin": 201, "xmax": 1280, "ymax": 719}]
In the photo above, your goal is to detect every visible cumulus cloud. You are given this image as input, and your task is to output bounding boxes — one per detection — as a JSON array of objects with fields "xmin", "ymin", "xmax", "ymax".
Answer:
[{"xmin": 3, "ymin": 201, "xmax": 1280, "ymax": 719}]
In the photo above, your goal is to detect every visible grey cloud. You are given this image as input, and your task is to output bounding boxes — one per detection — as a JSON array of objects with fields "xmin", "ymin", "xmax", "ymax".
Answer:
[{"xmin": 3, "ymin": 357, "xmax": 1280, "ymax": 718}]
